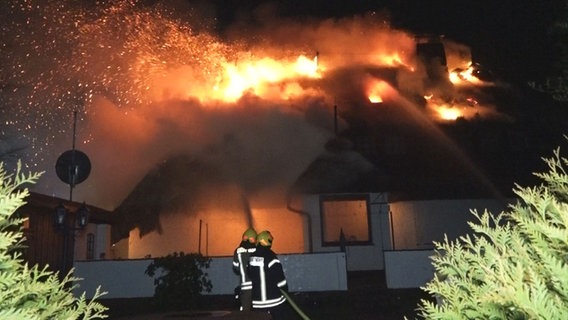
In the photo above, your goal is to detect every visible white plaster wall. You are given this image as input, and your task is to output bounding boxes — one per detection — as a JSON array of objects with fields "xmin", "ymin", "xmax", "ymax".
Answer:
[
  {"xmin": 127, "ymin": 210, "xmax": 249, "ymax": 258},
  {"xmin": 389, "ymin": 198, "xmax": 512, "ymax": 250},
  {"xmin": 127, "ymin": 207, "xmax": 305, "ymax": 258}
]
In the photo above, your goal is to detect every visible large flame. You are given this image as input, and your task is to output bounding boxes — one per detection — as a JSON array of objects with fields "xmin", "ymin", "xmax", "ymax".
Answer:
[
  {"xmin": 366, "ymin": 78, "xmax": 398, "ymax": 103},
  {"xmin": 212, "ymin": 54, "xmax": 321, "ymax": 103}
]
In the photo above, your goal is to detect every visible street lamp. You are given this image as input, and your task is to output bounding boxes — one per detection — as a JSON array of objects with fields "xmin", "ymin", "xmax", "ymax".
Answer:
[
  {"xmin": 54, "ymin": 202, "xmax": 90, "ymax": 275},
  {"xmin": 54, "ymin": 202, "xmax": 90, "ymax": 230}
]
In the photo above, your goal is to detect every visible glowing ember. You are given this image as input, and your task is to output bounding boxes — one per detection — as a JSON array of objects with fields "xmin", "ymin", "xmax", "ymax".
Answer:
[
  {"xmin": 436, "ymin": 105, "xmax": 463, "ymax": 121},
  {"xmin": 449, "ymin": 63, "xmax": 482, "ymax": 85},
  {"xmin": 294, "ymin": 55, "xmax": 321, "ymax": 77},
  {"xmin": 423, "ymin": 94, "xmax": 496, "ymax": 122},
  {"xmin": 366, "ymin": 78, "xmax": 398, "ymax": 103},
  {"xmin": 369, "ymin": 95, "xmax": 383, "ymax": 104}
]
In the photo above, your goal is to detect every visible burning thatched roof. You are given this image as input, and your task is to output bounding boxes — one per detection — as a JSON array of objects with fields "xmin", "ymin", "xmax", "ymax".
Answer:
[
  {"xmin": 291, "ymin": 137, "xmax": 388, "ymax": 194},
  {"xmin": 111, "ymin": 154, "xmax": 237, "ymax": 243}
]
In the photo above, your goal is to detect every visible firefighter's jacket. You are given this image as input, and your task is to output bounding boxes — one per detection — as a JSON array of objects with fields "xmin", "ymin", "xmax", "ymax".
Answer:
[
  {"xmin": 232, "ymin": 241, "xmax": 256, "ymax": 291},
  {"xmin": 248, "ymin": 245, "xmax": 288, "ymax": 309}
]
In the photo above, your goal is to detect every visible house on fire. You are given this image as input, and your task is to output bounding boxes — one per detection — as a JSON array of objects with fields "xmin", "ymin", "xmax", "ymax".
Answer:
[
  {"xmin": 18, "ymin": 35, "xmax": 566, "ymax": 275},
  {"xmin": 98, "ymin": 100, "xmax": 532, "ymax": 272},
  {"xmin": 20, "ymin": 99, "xmax": 561, "ymax": 275}
]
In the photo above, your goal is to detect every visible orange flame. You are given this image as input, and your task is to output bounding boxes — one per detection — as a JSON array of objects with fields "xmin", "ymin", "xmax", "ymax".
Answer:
[
  {"xmin": 366, "ymin": 78, "xmax": 397, "ymax": 104},
  {"xmin": 208, "ymin": 54, "xmax": 322, "ymax": 103},
  {"xmin": 449, "ymin": 63, "xmax": 482, "ymax": 85},
  {"xmin": 376, "ymin": 52, "xmax": 409, "ymax": 69},
  {"xmin": 425, "ymin": 94, "xmax": 485, "ymax": 121},
  {"xmin": 436, "ymin": 104, "xmax": 463, "ymax": 120}
]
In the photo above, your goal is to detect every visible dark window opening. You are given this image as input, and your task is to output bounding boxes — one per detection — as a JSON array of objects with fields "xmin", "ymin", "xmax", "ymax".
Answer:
[
  {"xmin": 86, "ymin": 233, "xmax": 95, "ymax": 260},
  {"xmin": 320, "ymin": 195, "xmax": 372, "ymax": 246}
]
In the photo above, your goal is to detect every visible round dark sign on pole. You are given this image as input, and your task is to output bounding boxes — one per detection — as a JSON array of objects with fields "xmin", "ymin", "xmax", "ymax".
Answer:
[{"xmin": 55, "ymin": 150, "xmax": 91, "ymax": 186}]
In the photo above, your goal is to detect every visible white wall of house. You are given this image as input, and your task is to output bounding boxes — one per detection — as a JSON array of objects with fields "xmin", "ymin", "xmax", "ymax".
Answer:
[
  {"xmin": 124, "ymin": 206, "xmax": 306, "ymax": 259},
  {"xmin": 112, "ymin": 192, "xmax": 391, "ymax": 274},
  {"xmin": 389, "ymin": 198, "xmax": 512, "ymax": 250},
  {"xmin": 127, "ymin": 209, "xmax": 251, "ymax": 258},
  {"xmin": 73, "ymin": 196, "xmax": 513, "ymax": 290},
  {"xmin": 383, "ymin": 198, "xmax": 514, "ymax": 288},
  {"xmin": 104, "ymin": 192, "xmax": 391, "ymax": 273}
]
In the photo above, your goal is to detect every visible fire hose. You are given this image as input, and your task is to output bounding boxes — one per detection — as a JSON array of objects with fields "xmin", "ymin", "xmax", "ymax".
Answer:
[{"xmin": 280, "ymin": 289, "xmax": 311, "ymax": 320}]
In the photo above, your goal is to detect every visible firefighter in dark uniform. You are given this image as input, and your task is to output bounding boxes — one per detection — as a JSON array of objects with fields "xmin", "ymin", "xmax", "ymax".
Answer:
[
  {"xmin": 232, "ymin": 228, "xmax": 257, "ymax": 311},
  {"xmin": 248, "ymin": 230, "xmax": 297, "ymax": 319}
]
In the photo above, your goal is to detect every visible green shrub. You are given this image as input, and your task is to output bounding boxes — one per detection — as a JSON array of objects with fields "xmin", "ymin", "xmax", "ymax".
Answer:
[
  {"xmin": 0, "ymin": 161, "xmax": 108, "ymax": 319},
  {"xmin": 145, "ymin": 251, "xmax": 212, "ymax": 311},
  {"xmin": 417, "ymin": 145, "xmax": 568, "ymax": 319}
]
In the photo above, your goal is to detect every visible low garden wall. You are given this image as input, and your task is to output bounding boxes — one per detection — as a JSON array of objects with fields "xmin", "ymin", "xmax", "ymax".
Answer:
[
  {"xmin": 73, "ymin": 252, "xmax": 347, "ymax": 299},
  {"xmin": 384, "ymin": 250, "xmax": 435, "ymax": 289}
]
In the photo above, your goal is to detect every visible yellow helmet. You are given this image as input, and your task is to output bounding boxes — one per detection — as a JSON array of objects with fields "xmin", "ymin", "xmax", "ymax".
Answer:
[
  {"xmin": 257, "ymin": 230, "xmax": 273, "ymax": 247},
  {"xmin": 242, "ymin": 228, "xmax": 257, "ymax": 244}
]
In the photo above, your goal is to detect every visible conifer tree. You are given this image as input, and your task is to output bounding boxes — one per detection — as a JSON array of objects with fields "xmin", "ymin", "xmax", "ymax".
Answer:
[
  {"xmin": 0, "ymin": 161, "xmax": 108, "ymax": 319},
  {"xmin": 417, "ymin": 141, "xmax": 568, "ymax": 319},
  {"xmin": 530, "ymin": 1, "xmax": 568, "ymax": 102}
]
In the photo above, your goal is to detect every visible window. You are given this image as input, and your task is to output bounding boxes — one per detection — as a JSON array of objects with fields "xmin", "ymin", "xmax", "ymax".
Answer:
[
  {"xmin": 320, "ymin": 195, "xmax": 371, "ymax": 246},
  {"xmin": 22, "ymin": 217, "xmax": 30, "ymax": 230},
  {"xmin": 22, "ymin": 216, "xmax": 30, "ymax": 238},
  {"xmin": 86, "ymin": 233, "xmax": 95, "ymax": 260}
]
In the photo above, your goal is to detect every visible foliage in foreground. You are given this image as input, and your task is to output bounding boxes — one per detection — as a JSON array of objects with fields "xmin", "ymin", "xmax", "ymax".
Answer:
[
  {"xmin": 417, "ymin": 144, "xmax": 568, "ymax": 319},
  {"xmin": 145, "ymin": 251, "xmax": 212, "ymax": 311},
  {"xmin": 529, "ymin": 1, "xmax": 568, "ymax": 102},
  {"xmin": 0, "ymin": 161, "xmax": 108, "ymax": 319}
]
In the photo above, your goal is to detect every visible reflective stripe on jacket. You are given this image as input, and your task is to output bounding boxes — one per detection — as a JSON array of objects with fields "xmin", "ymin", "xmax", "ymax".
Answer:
[
  {"xmin": 232, "ymin": 242, "xmax": 256, "ymax": 290},
  {"xmin": 248, "ymin": 246, "xmax": 287, "ymax": 309}
]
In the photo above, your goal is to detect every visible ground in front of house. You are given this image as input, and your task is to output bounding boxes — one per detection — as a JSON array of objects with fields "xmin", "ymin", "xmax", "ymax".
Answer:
[{"xmin": 101, "ymin": 271, "xmax": 432, "ymax": 319}]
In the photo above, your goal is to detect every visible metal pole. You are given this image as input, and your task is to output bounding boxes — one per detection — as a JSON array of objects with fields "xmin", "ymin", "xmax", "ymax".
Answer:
[
  {"xmin": 72, "ymin": 110, "xmax": 77, "ymax": 150},
  {"xmin": 62, "ymin": 228, "xmax": 68, "ymax": 275},
  {"xmin": 70, "ymin": 111, "xmax": 78, "ymax": 202},
  {"xmin": 389, "ymin": 210, "xmax": 396, "ymax": 250},
  {"xmin": 205, "ymin": 223, "xmax": 208, "ymax": 256},
  {"xmin": 198, "ymin": 219, "xmax": 202, "ymax": 254},
  {"xmin": 334, "ymin": 105, "xmax": 338, "ymax": 136}
]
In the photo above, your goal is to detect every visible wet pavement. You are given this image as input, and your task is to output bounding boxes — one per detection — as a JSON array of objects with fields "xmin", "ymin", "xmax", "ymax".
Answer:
[{"xmin": 103, "ymin": 271, "xmax": 431, "ymax": 320}]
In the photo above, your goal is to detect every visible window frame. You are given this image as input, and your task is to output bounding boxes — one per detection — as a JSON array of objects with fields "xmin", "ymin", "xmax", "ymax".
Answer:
[
  {"xmin": 86, "ymin": 232, "xmax": 95, "ymax": 260},
  {"xmin": 319, "ymin": 194, "xmax": 372, "ymax": 247}
]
